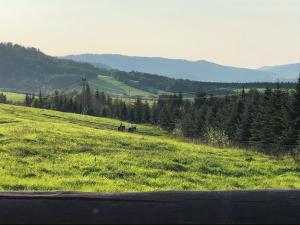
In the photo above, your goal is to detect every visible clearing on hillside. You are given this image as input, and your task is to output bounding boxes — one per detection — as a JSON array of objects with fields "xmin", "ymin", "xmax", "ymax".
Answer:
[
  {"xmin": 90, "ymin": 75, "xmax": 155, "ymax": 97},
  {"xmin": 0, "ymin": 104, "xmax": 299, "ymax": 192},
  {"xmin": 1, "ymin": 92, "xmax": 25, "ymax": 103}
]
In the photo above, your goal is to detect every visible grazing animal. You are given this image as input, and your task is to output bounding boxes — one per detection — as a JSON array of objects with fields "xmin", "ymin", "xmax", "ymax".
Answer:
[
  {"xmin": 128, "ymin": 124, "xmax": 137, "ymax": 133},
  {"xmin": 118, "ymin": 124, "xmax": 126, "ymax": 132}
]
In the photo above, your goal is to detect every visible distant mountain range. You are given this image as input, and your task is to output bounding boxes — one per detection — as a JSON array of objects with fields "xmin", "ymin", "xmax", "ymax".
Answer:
[
  {"xmin": 64, "ymin": 54, "xmax": 297, "ymax": 83},
  {"xmin": 259, "ymin": 63, "xmax": 300, "ymax": 81}
]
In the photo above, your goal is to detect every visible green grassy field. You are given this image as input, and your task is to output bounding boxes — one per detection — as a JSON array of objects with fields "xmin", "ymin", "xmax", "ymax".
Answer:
[
  {"xmin": 90, "ymin": 75, "xmax": 155, "ymax": 97},
  {"xmin": 2, "ymin": 92, "xmax": 25, "ymax": 103},
  {"xmin": 0, "ymin": 103, "xmax": 299, "ymax": 192}
]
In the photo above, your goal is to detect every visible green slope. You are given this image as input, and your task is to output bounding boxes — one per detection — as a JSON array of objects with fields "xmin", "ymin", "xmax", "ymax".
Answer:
[
  {"xmin": 0, "ymin": 104, "xmax": 299, "ymax": 192},
  {"xmin": 2, "ymin": 91, "xmax": 25, "ymax": 103},
  {"xmin": 90, "ymin": 75, "xmax": 155, "ymax": 97}
]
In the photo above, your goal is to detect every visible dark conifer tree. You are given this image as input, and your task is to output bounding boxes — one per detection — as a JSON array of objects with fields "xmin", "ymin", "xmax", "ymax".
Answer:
[
  {"xmin": 249, "ymin": 90, "xmax": 264, "ymax": 147},
  {"xmin": 134, "ymin": 98, "xmax": 143, "ymax": 123},
  {"xmin": 151, "ymin": 102, "xmax": 159, "ymax": 124},
  {"xmin": 258, "ymin": 87, "xmax": 275, "ymax": 151},
  {"xmin": 181, "ymin": 111, "xmax": 197, "ymax": 137},
  {"xmin": 194, "ymin": 90, "xmax": 206, "ymax": 109},
  {"xmin": 290, "ymin": 74, "xmax": 300, "ymax": 146},
  {"xmin": 38, "ymin": 89, "xmax": 43, "ymax": 108},
  {"xmin": 143, "ymin": 101, "xmax": 151, "ymax": 123},
  {"xmin": 25, "ymin": 93, "xmax": 31, "ymax": 106},
  {"xmin": 120, "ymin": 102, "xmax": 128, "ymax": 121},
  {"xmin": 0, "ymin": 93, "xmax": 7, "ymax": 103},
  {"xmin": 235, "ymin": 103, "xmax": 253, "ymax": 146}
]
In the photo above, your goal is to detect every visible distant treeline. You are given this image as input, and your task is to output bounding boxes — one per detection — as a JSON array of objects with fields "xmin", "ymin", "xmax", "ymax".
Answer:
[
  {"xmin": 110, "ymin": 70, "xmax": 296, "ymax": 96},
  {"xmin": 12, "ymin": 77, "xmax": 300, "ymax": 160}
]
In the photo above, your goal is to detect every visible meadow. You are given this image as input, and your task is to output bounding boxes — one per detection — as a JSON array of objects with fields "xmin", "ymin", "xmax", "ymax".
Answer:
[
  {"xmin": 90, "ymin": 75, "xmax": 155, "ymax": 97},
  {"xmin": 2, "ymin": 91, "xmax": 25, "ymax": 103},
  {"xmin": 0, "ymin": 103, "xmax": 299, "ymax": 192}
]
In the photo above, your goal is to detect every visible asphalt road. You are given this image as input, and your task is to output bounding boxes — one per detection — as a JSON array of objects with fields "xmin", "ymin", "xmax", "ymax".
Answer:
[{"xmin": 0, "ymin": 190, "xmax": 299, "ymax": 224}]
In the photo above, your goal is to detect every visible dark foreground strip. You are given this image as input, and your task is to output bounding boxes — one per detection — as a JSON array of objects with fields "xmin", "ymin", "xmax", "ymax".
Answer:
[{"xmin": 0, "ymin": 190, "xmax": 299, "ymax": 224}]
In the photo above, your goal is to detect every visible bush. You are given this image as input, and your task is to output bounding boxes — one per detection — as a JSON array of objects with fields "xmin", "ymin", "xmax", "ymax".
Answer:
[
  {"xmin": 204, "ymin": 127, "xmax": 230, "ymax": 148},
  {"xmin": 172, "ymin": 127, "xmax": 183, "ymax": 138}
]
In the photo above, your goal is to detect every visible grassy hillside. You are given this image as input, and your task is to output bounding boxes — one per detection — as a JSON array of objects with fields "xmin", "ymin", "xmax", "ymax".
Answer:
[
  {"xmin": 0, "ymin": 104, "xmax": 299, "ymax": 192},
  {"xmin": 90, "ymin": 75, "xmax": 155, "ymax": 97},
  {"xmin": 2, "ymin": 91, "xmax": 25, "ymax": 103}
]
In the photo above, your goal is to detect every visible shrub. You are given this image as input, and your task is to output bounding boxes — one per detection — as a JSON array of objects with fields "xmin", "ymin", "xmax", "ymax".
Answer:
[{"xmin": 204, "ymin": 127, "xmax": 230, "ymax": 148}]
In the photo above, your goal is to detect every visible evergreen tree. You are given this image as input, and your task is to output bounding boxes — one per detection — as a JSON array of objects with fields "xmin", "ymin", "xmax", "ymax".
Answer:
[
  {"xmin": 129, "ymin": 106, "xmax": 135, "ymax": 122},
  {"xmin": 181, "ymin": 111, "xmax": 197, "ymax": 137},
  {"xmin": 290, "ymin": 75, "xmax": 300, "ymax": 146},
  {"xmin": 38, "ymin": 89, "xmax": 43, "ymax": 108},
  {"xmin": 151, "ymin": 102, "xmax": 159, "ymax": 124},
  {"xmin": 120, "ymin": 103, "xmax": 128, "ymax": 121},
  {"xmin": 159, "ymin": 106, "xmax": 175, "ymax": 131},
  {"xmin": 194, "ymin": 90, "xmax": 206, "ymax": 109},
  {"xmin": 235, "ymin": 103, "xmax": 253, "ymax": 145},
  {"xmin": 194, "ymin": 105, "xmax": 208, "ymax": 137},
  {"xmin": 143, "ymin": 101, "xmax": 151, "ymax": 123},
  {"xmin": 134, "ymin": 98, "xmax": 143, "ymax": 123},
  {"xmin": 0, "ymin": 93, "xmax": 6, "ymax": 103},
  {"xmin": 226, "ymin": 98, "xmax": 245, "ymax": 139},
  {"xmin": 25, "ymin": 93, "xmax": 31, "ymax": 106},
  {"xmin": 249, "ymin": 91, "xmax": 264, "ymax": 147},
  {"xmin": 258, "ymin": 87, "xmax": 275, "ymax": 151},
  {"xmin": 270, "ymin": 85, "xmax": 286, "ymax": 151}
]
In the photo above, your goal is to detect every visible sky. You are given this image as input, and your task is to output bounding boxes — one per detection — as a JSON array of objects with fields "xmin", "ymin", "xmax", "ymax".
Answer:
[{"xmin": 1, "ymin": 0, "xmax": 300, "ymax": 68}]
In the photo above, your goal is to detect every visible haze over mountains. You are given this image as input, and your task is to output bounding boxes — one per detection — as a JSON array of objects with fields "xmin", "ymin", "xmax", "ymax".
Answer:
[{"xmin": 64, "ymin": 54, "xmax": 299, "ymax": 83}]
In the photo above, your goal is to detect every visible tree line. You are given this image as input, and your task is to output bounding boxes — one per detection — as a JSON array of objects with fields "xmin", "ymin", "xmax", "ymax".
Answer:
[
  {"xmin": 2, "ymin": 76, "xmax": 300, "ymax": 159},
  {"xmin": 111, "ymin": 70, "xmax": 295, "ymax": 96}
]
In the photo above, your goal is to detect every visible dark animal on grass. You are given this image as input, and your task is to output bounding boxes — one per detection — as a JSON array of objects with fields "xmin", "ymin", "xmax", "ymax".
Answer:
[
  {"xmin": 118, "ymin": 123, "xmax": 126, "ymax": 132},
  {"xmin": 128, "ymin": 124, "xmax": 137, "ymax": 133}
]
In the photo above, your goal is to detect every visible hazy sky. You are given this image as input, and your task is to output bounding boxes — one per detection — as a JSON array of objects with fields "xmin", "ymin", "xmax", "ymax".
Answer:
[{"xmin": 1, "ymin": 0, "xmax": 300, "ymax": 68}]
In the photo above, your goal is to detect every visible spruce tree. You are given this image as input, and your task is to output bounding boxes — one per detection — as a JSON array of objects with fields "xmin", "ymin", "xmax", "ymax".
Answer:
[
  {"xmin": 258, "ymin": 87, "xmax": 275, "ymax": 151},
  {"xmin": 134, "ymin": 98, "xmax": 143, "ymax": 123},
  {"xmin": 194, "ymin": 90, "xmax": 206, "ymax": 109},
  {"xmin": 151, "ymin": 102, "xmax": 159, "ymax": 124},
  {"xmin": 270, "ymin": 85, "xmax": 286, "ymax": 151},
  {"xmin": 235, "ymin": 103, "xmax": 253, "ymax": 146},
  {"xmin": 120, "ymin": 103, "xmax": 128, "ymax": 121},
  {"xmin": 38, "ymin": 89, "xmax": 43, "ymax": 108},
  {"xmin": 25, "ymin": 93, "xmax": 31, "ymax": 106},
  {"xmin": 290, "ymin": 74, "xmax": 300, "ymax": 147},
  {"xmin": 249, "ymin": 90, "xmax": 264, "ymax": 147},
  {"xmin": 143, "ymin": 102, "xmax": 151, "ymax": 123},
  {"xmin": 181, "ymin": 111, "xmax": 197, "ymax": 137},
  {"xmin": 194, "ymin": 105, "xmax": 208, "ymax": 138}
]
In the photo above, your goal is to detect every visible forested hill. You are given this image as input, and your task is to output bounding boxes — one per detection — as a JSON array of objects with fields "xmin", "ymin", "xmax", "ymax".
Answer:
[
  {"xmin": 0, "ymin": 43, "xmax": 102, "ymax": 92},
  {"xmin": 110, "ymin": 70, "xmax": 296, "ymax": 96}
]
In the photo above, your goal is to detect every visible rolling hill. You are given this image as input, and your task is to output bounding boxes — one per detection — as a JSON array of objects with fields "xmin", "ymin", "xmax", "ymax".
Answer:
[
  {"xmin": 64, "ymin": 54, "xmax": 277, "ymax": 83},
  {"xmin": 0, "ymin": 103, "xmax": 299, "ymax": 191},
  {"xmin": 0, "ymin": 43, "xmax": 154, "ymax": 97},
  {"xmin": 0, "ymin": 43, "xmax": 102, "ymax": 92}
]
